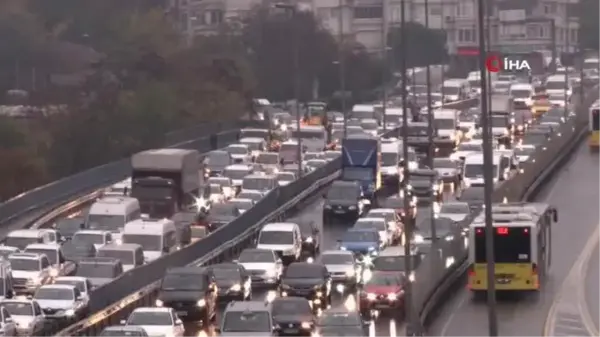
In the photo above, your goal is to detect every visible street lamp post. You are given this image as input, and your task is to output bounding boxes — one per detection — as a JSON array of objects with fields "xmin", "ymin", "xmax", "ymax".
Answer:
[
  {"xmin": 424, "ymin": 0, "xmax": 437, "ymax": 243},
  {"xmin": 476, "ymin": 0, "xmax": 498, "ymax": 335},
  {"xmin": 338, "ymin": 0, "xmax": 348, "ymax": 138},
  {"xmin": 381, "ymin": 0, "xmax": 389, "ymax": 133},
  {"xmin": 564, "ymin": 24, "xmax": 569, "ymax": 118}
]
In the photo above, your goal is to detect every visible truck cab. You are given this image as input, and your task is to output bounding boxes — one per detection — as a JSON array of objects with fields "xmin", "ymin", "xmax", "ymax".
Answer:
[
  {"xmin": 24, "ymin": 243, "xmax": 76, "ymax": 278},
  {"xmin": 340, "ymin": 134, "xmax": 381, "ymax": 199}
]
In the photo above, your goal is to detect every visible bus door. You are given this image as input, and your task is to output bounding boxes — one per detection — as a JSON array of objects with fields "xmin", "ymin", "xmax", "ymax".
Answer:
[{"xmin": 590, "ymin": 107, "xmax": 599, "ymax": 149}]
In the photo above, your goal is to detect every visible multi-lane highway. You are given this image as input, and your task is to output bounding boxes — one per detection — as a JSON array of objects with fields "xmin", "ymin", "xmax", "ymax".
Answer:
[{"xmin": 429, "ymin": 142, "xmax": 599, "ymax": 336}]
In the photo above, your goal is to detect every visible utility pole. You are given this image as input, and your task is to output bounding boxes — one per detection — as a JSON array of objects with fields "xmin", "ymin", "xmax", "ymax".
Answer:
[
  {"xmin": 564, "ymin": 23, "xmax": 569, "ymax": 118},
  {"xmin": 486, "ymin": 5, "xmax": 492, "ymax": 121},
  {"xmin": 382, "ymin": 0, "xmax": 389, "ymax": 132},
  {"xmin": 400, "ymin": 0, "xmax": 417, "ymax": 334},
  {"xmin": 440, "ymin": 1, "xmax": 446, "ymax": 102},
  {"xmin": 424, "ymin": 0, "xmax": 437, "ymax": 243},
  {"xmin": 339, "ymin": 0, "xmax": 348, "ymax": 138},
  {"xmin": 476, "ymin": 0, "xmax": 498, "ymax": 335}
]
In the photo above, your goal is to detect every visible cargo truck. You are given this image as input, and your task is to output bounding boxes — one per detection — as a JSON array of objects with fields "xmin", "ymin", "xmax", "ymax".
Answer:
[
  {"xmin": 341, "ymin": 135, "xmax": 381, "ymax": 199},
  {"xmin": 131, "ymin": 149, "xmax": 200, "ymax": 219}
]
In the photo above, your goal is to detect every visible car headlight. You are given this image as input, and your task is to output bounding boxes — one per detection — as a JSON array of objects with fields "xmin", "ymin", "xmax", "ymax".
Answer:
[
  {"xmin": 406, "ymin": 184, "xmax": 413, "ymax": 191},
  {"xmin": 301, "ymin": 322, "xmax": 312, "ymax": 329},
  {"xmin": 324, "ymin": 205, "xmax": 332, "ymax": 209},
  {"xmin": 305, "ymin": 236, "xmax": 313, "ymax": 243},
  {"xmin": 368, "ymin": 246, "xmax": 376, "ymax": 251},
  {"xmin": 345, "ymin": 269, "xmax": 355, "ymax": 277},
  {"xmin": 265, "ymin": 269, "xmax": 277, "ymax": 277},
  {"xmin": 65, "ymin": 309, "xmax": 75, "ymax": 316},
  {"xmin": 230, "ymin": 284, "xmax": 242, "ymax": 291},
  {"xmin": 155, "ymin": 299, "xmax": 164, "ymax": 307},
  {"xmin": 517, "ymin": 125, "xmax": 524, "ymax": 131},
  {"xmin": 363, "ymin": 256, "xmax": 372, "ymax": 264},
  {"xmin": 348, "ymin": 205, "xmax": 357, "ymax": 210},
  {"xmin": 340, "ymin": 246, "xmax": 347, "ymax": 251},
  {"xmin": 387, "ymin": 293, "xmax": 397, "ymax": 301},
  {"xmin": 197, "ymin": 299, "xmax": 206, "ymax": 307},
  {"xmin": 50, "ymin": 269, "xmax": 59, "ymax": 277},
  {"xmin": 316, "ymin": 291, "xmax": 323, "ymax": 297},
  {"xmin": 414, "ymin": 234, "xmax": 424, "ymax": 243},
  {"xmin": 366, "ymin": 293, "xmax": 376, "ymax": 300}
]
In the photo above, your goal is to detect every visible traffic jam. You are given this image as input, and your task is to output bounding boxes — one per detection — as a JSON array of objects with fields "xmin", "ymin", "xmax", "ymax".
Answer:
[{"xmin": 0, "ymin": 62, "xmax": 587, "ymax": 337}]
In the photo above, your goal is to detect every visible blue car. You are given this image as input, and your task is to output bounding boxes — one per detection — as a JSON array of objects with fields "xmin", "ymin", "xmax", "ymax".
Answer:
[{"xmin": 337, "ymin": 228, "xmax": 381, "ymax": 264}]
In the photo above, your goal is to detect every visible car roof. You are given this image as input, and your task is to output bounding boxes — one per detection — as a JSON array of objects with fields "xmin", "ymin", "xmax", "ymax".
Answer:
[
  {"xmin": 320, "ymin": 250, "xmax": 353, "ymax": 257},
  {"xmin": 38, "ymin": 284, "xmax": 75, "ymax": 291},
  {"xmin": 132, "ymin": 307, "xmax": 172, "ymax": 313},
  {"xmin": 225, "ymin": 300, "xmax": 271, "ymax": 312},
  {"xmin": 262, "ymin": 223, "xmax": 297, "ymax": 231}
]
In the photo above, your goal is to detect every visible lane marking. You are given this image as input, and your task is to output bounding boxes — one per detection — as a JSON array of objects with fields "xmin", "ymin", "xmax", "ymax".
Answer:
[
  {"xmin": 543, "ymin": 224, "xmax": 600, "ymax": 336},
  {"xmin": 439, "ymin": 290, "xmax": 469, "ymax": 336}
]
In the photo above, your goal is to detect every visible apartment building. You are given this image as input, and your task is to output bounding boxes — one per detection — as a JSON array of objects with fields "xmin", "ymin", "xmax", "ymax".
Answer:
[{"xmin": 169, "ymin": 0, "xmax": 580, "ymax": 60}]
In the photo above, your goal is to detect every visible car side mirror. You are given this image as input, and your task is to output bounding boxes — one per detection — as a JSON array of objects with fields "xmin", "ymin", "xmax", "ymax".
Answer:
[
  {"xmin": 175, "ymin": 319, "xmax": 183, "ymax": 325},
  {"xmin": 313, "ymin": 228, "xmax": 320, "ymax": 234},
  {"xmin": 4, "ymin": 317, "xmax": 12, "ymax": 324},
  {"xmin": 215, "ymin": 327, "xmax": 221, "ymax": 333},
  {"xmin": 120, "ymin": 319, "xmax": 127, "ymax": 325},
  {"xmin": 6, "ymin": 290, "xmax": 13, "ymax": 299},
  {"xmin": 233, "ymin": 259, "xmax": 239, "ymax": 263},
  {"xmin": 276, "ymin": 259, "xmax": 283, "ymax": 264},
  {"xmin": 553, "ymin": 209, "xmax": 558, "ymax": 222}
]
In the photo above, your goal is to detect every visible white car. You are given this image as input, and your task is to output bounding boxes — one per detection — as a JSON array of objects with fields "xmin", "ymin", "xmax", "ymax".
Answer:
[
  {"xmin": 34, "ymin": 284, "xmax": 88, "ymax": 321},
  {"xmin": 0, "ymin": 306, "xmax": 17, "ymax": 337},
  {"xmin": 223, "ymin": 164, "xmax": 254, "ymax": 188},
  {"xmin": 319, "ymin": 250, "xmax": 360, "ymax": 288},
  {"xmin": 206, "ymin": 177, "xmax": 236, "ymax": 199},
  {"xmin": 0, "ymin": 299, "xmax": 47, "ymax": 335},
  {"xmin": 364, "ymin": 208, "xmax": 403, "ymax": 244},
  {"xmin": 225, "ymin": 144, "xmax": 253, "ymax": 164},
  {"xmin": 256, "ymin": 223, "xmax": 302, "ymax": 263},
  {"xmin": 72, "ymin": 230, "xmax": 113, "ymax": 250},
  {"xmin": 276, "ymin": 171, "xmax": 296, "ymax": 186},
  {"xmin": 437, "ymin": 202, "xmax": 471, "ymax": 223},
  {"xmin": 9, "ymin": 253, "xmax": 52, "ymax": 294},
  {"xmin": 53, "ymin": 276, "xmax": 93, "ymax": 303},
  {"xmin": 123, "ymin": 307, "xmax": 185, "ymax": 337},
  {"xmin": 450, "ymin": 142, "xmax": 481, "ymax": 161},
  {"xmin": 236, "ymin": 248, "xmax": 283, "ymax": 288}
]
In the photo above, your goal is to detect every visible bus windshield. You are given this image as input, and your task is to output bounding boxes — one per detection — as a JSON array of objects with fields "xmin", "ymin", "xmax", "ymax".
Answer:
[
  {"xmin": 592, "ymin": 109, "xmax": 599, "ymax": 131},
  {"xmin": 474, "ymin": 227, "xmax": 532, "ymax": 263}
]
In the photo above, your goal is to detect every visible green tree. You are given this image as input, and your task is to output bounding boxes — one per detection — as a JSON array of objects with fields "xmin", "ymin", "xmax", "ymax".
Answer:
[
  {"xmin": 388, "ymin": 22, "xmax": 447, "ymax": 69},
  {"xmin": 577, "ymin": 0, "xmax": 599, "ymax": 51}
]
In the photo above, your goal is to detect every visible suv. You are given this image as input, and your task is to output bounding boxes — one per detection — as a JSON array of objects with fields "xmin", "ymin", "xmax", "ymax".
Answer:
[
  {"xmin": 155, "ymin": 267, "xmax": 217, "ymax": 323},
  {"xmin": 9, "ymin": 253, "xmax": 52, "ymax": 295},
  {"xmin": 323, "ymin": 180, "xmax": 367, "ymax": 223},
  {"xmin": 219, "ymin": 301, "xmax": 275, "ymax": 336}
]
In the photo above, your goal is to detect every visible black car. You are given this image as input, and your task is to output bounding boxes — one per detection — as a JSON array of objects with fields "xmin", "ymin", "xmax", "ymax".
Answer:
[
  {"xmin": 297, "ymin": 219, "xmax": 321, "ymax": 257},
  {"xmin": 55, "ymin": 217, "xmax": 86, "ymax": 241},
  {"xmin": 207, "ymin": 203, "xmax": 241, "ymax": 230},
  {"xmin": 323, "ymin": 180, "xmax": 364, "ymax": 223},
  {"xmin": 521, "ymin": 129, "xmax": 551, "ymax": 146},
  {"xmin": 406, "ymin": 169, "xmax": 443, "ymax": 203},
  {"xmin": 271, "ymin": 297, "xmax": 316, "ymax": 336},
  {"xmin": 61, "ymin": 241, "xmax": 96, "ymax": 262},
  {"xmin": 413, "ymin": 216, "xmax": 460, "ymax": 248},
  {"xmin": 381, "ymin": 194, "xmax": 417, "ymax": 222},
  {"xmin": 208, "ymin": 263, "xmax": 251, "ymax": 302},
  {"xmin": 457, "ymin": 186, "xmax": 485, "ymax": 211},
  {"xmin": 279, "ymin": 262, "xmax": 331, "ymax": 309},
  {"xmin": 155, "ymin": 267, "xmax": 217, "ymax": 323}
]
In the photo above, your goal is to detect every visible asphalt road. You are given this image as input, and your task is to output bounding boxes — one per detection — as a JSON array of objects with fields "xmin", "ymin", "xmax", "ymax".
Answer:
[
  {"xmin": 428, "ymin": 141, "xmax": 600, "ymax": 336},
  {"xmin": 181, "ymin": 187, "xmax": 456, "ymax": 337},
  {"xmin": 585, "ymin": 243, "xmax": 599, "ymax": 333}
]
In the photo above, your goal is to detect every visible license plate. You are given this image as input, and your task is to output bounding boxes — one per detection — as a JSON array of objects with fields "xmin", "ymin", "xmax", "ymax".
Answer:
[
  {"xmin": 177, "ymin": 311, "xmax": 188, "ymax": 316},
  {"xmin": 284, "ymin": 329, "xmax": 299, "ymax": 334},
  {"xmin": 334, "ymin": 210, "xmax": 345, "ymax": 213},
  {"xmin": 375, "ymin": 304, "xmax": 390, "ymax": 309}
]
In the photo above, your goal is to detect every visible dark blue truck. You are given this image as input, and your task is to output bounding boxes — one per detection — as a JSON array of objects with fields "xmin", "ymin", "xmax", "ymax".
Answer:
[{"xmin": 341, "ymin": 135, "xmax": 381, "ymax": 199}]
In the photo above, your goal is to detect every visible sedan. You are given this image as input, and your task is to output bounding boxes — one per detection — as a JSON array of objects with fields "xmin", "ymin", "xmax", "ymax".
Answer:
[{"xmin": 437, "ymin": 201, "xmax": 471, "ymax": 223}]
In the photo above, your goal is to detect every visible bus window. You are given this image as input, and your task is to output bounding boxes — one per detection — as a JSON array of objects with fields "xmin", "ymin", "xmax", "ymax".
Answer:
[
  {"xmin": 474, "ymin": 227, "xmax": 531, "ymax": 263},
  {"xmin": 592, "ymin": 109, "xmax": 599, "ymax": 131}
]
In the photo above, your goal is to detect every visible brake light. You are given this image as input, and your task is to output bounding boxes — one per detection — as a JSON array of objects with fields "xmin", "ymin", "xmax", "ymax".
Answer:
[
  {"xmin": 468, "ymin": 265, "xmax": 475, "ymax": 277},
  {"xmin": 532, "ymin": 263, "xmax": 537, "ymax": 275},
  {"xmin": 532, "ymin": 263, "xmax": 539, "ymax": 288}
]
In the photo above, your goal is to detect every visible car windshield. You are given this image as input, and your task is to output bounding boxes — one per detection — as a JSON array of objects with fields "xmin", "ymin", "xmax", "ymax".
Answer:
[
  {"xmin": 272, "ymin": 299, "xmax": 312, "ymax": 315},
  {"xmin": 237, "ymin": 191, "xmax": 262, "ymax": 201},
  {"xmin": 207, "ymin": 178, "xmax": 231, "ymax": 187},
  {"xmin": 276, "ymin": 173, "xmax": 295, "ymax": 182},
  {"xmin": 24, "ymin": 248, "xmax": 58, "ymax": 265},
  {"xmin": 434, "ymin": 119, "xmax": 455, "ymax": 129},
  {"xmin": 545, "ymin": 81, "xmax": 566, "ymax": 90},
  {"xmin": 209, "ymin": 185, "xmax": 222, "ymax": 194},
  {"xmin": 75, "ymin": 263, "xmax": 115, "ymax": 278},
  {"xmin": 327, "ymin": 185, "xmax": 358, "ymax": 200},
  {"xmin": 238, "ymin": 250, "xmax": 274, "ymax": 263},
  {"xmin": 514, "ymin": 147, "xmax": 536, "ymax": 156},
  {"xmin": 304, "ymin": 153, "xmax": 321, "ymax": 160},
  {"xmin": 226, "ymin": 146, "xmax": 248, "ymax": 155},
  {"xmin": 511, "ymin": 89, "xmax": 531, "ymax": 98},
  {"xmin": 259, "ymin": 231, "xmax": 294, "ymax": 245},
  {"xmin": 97, "ymin": 249, "xmax": 134, "ymax": 265},
  {"xmin": 548, "ymin": 94, "xmax": 564, "ymax": 101},
  {"xmin": 382, "ymin": 152, "xmax": 399, "ymax": 166},
  {"xmin": 242, "ymin": 177, "xmax": 272, "ymax": 191},
  {"xmin": 100, "ymin": 329, "xmax": 146, "ymax": 336},
  {"xmin": 285, "ymin": 265, "xmax": 322, "ymax": 278},
  {"xmin": 384, "ymin": 114, "xmax": 401, "ymax": 124},
  {"xmin": 407, "ymin": 125, "xmax": 428, "ymax": 136},
  {"xmin": 320, "ymin": 254, "xmax": 354, "ymax": 265},
  {"xmin": 230, "ymin": 199, "xmax": 253, "ymax": 210},
  {"xmin": 241, "ymin": 130, "xmax": 269, "ymax": 139},
  {"xmin": 223, "ymin": 311, "xmax": 271, "ymax": 332},
  {"xmin": 86, "ymin": 214, "xmax": 125, "ymax": 232},
  {"xmin": 442, "ymin": 86, "xmax": 460, "ymax": 95},
  {"xmin": 256, "ymin": 154, "xmax": 279, "ymax": 165},
  {"xmin": 211, "ymin": 204, "xmax": 239, "ymax": 217},
  {"xmin": 373, "ymin": 255, "xmax": 421, "ymax": 271},
  {"xmin": 464, "ymin": 164, "xmax": 497, "ymax": 177},
  {"xmin": 240, "ymin": 140, "xmax": 262, "ymax": 151},
  {"xmin": 433, "ymin": 159, "xmax": 455, "ymax": 169},
  {"xmin": 5, "ymin": 237, "xmax": 39, "ymax": 250},
  {"xmin": 212, "ymin": 269, "xmax": 240, "ymax": 281},
  {"xmin": 2, "ymin": 302, "xmax": 33, "ymax": 316},
  {"xmin": 56, "ymin": 220, "xmax": 83, "ymax": 237},
  {"xmin": 292, "ymin": 130, "xmax": 324, "ymax": 139},
  {"xmin": 417, "ymin": 217, "xmax": 455, "ymax": 238},
  {"xmin": 318, "ymin": 312, "xmax": 361, "ymax": 327},
  {"xmin": 9, "ymin": 258, "xmax": 40, "ymax": 271},
  {"xmin": 494, "ymin": 82, "xmax": 510, "ymax": 89},
  {"xmin": 366, "ymin": 273, "xmax": 401, "ymax": 286},
  {"xmin": 491, "ymin": 117, "xmax": 508, "ymax": 127},
  {"xmin": 468, "ymin": 79, "xmax": 481, "ymax": 87},
  {"xmin": 207, "ymin": 153, "xmax": 231, "ymax": 167},
  {"xmin": 35, "ymin": 288, "xmax": 74, "ymax": 300},
  {"xmin": 341, "ymin": 231, "xmax": 377, "ymax": 242},
  {"xmin": 440, "ymin": 204, "xmax": 470, "ymax": 214},
  {"xmin": 224, "ymin": 168, "xmax": 250, "ymax": 180},
  {"xmin": 122, "ymin": 234, "xmax": 162, "ymax": 251},
  {"xmin": 127, "ymin": 312, "xmax": 173, "ymax": 326},
  {"xmin": 361, "ymin": 121, "xmax": 378, "ymax": 130},
  {"xmin": 54, "ymin": 280, "xmax": 86, "ymax": 293},
  {"xmin": 354, "ymin": 220, "xmax": 385, "ymax": 231},
  {"xmin": 161, "ymin": 273, "xmax": 206, "ymax": 291},
  {"xmin": 73, "ymin": 233, "xmax": 104, "ymax": 245},
  {"xmin": 457, "ymin": 143, "xmax": 481, "ymax": 152},
  {"xmin": 306, "ymin": 160, "xmax": 326, "ymax": 168}
]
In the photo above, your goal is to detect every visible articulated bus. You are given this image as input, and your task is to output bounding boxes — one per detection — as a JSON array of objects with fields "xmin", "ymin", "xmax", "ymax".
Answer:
[
  {"xmin": 468, "ymin": 203, "xmax": 558, "ymax": 294},
  {"xmin": 589, "ymin": 100, "xmax": 599, "ymax": 150}
]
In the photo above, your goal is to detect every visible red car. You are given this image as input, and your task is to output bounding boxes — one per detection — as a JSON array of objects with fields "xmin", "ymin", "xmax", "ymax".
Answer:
[{"xmin": 359, "ymin": 271, "xmax": 406, "ymax": 318}]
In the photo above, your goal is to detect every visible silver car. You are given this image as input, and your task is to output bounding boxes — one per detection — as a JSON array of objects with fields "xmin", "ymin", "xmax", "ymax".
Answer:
[
  {"xmin": 437, "ymin": 202, "xmax": 471, "ymax": 223},
  {"xmin": 0, "ymin": 306, "xmax": 16, "ymax": 337},
  {"xmin": 318, "ymin": 250, "xmax": 360, "ymax": 291}
]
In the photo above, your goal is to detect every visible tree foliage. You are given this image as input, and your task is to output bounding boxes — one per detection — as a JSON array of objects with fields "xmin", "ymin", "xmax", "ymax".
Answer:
[
  {"xmin": 577, "ymin": 0, "xmax": 599, "ymax": 51},
  {"xmin": 387, "ymin": 22, "xmax": 447, "ymax": 69}
]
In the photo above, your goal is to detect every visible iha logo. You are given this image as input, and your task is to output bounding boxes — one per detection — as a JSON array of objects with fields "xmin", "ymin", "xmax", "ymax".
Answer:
[{"xmin": 485, "ymin": 55, "xmax": 531, "ymax": 73}]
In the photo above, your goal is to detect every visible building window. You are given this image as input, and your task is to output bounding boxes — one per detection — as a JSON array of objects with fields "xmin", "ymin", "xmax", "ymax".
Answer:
[
  {"xmin": 430, "ymin": 5, "xmax": 442, "ymax": 15},
  {"xmin": 458, "ymin": 28, "xmax": 474, "ymax": 42},
  {"xmin": 318, "ymin": 8, "xmax": 331, "ymax": 20},
  {"xmin": 456, "ymin": 2, "xmax": 473, "ymax": 17},
  {"xmin": 203, "ymin": 10, "xmax": 223, "ymax": 25},
  {"xmin": 544, "ymin": 3, "xmax": 557, "ymax": 14},
  {"xmin": 354, "ymin": 6, "xmax": 383, "ymax": 19},
  {"xmin": 570, "ymin": 28, "xmax": 577, "ymax": 43}
]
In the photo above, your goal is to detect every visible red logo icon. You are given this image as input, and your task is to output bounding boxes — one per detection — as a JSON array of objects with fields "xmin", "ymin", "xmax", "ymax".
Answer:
[{"xmin": 485, "ymin": 55, "xmax": 502, "ymax": 73}]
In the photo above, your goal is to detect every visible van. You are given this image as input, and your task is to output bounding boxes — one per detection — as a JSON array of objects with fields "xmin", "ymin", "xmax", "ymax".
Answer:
[
  {"xmin": 463, "ymin": 153, "xmax": 506, "ymax": 187},
  {"xmin": 241, "ymin": 173, "xmax": 278, "ymax": 193},
  {"xmin": 204, "ymin": 150, "xmax": 233, "ymax": 178},
  {"xmin": 442, "ymin": 79, "xmax": 471, "ymax": 102},
  {"xmin": 351, "ymin": 104, "xmax": 376, "ymax": 120},
  {"xmin": 122, "ymin": 219, "xmax": 178, "ymax": 263},
  {"xmin": 256, "ymin": 223, "xmax": 302, "ymax": 264},
  {"xmin": 545, "ymin": 75, "xmax": 571, "ymax": 97},
  {"xmin": 75, "ymin": 257, "xmax": 123, "ymax": 289},
  {"xmin": 97, "ymin": 243, "xmax": 144, "ymax": 272},
  {"xmin": 509, "ymin": 83, "xmax": 535, "ymax": 108},
  {"xmin": 4, "ymin": 230, "xmax": 57, "ymax": 251},
  {"xmin": 433, "ymin": 109, "xmax": 460, "ymax": 142},
  {"xmin": 381, "ymin": 142, "xmax": 401, "ymax": 183},
  {"xmin": 86, "ymin": 197, "xmax": 141, "ymax": 241}
]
